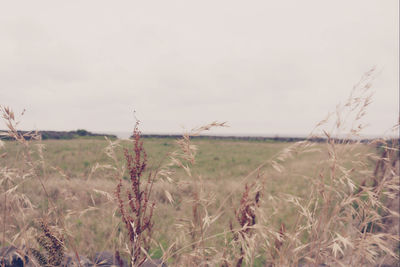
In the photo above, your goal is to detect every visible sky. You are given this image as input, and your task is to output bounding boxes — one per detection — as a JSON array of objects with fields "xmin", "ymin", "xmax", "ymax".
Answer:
[{"xmin": 0, "ymin": 1, "xmax": 398, "ymax": 138}]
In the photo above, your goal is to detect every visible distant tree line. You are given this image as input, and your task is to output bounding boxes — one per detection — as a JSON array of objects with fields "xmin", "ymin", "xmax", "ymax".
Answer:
[
  {"xmin": 1, "ymin": 130, "xmax": 396, "ymax": 144},
  {"xmin": 0, "ymin": 129, "xmax": 117, "ymax": 140},
  {"xmin": 138, "ymin": 134, "xmax": 397, "ymax": 144}
]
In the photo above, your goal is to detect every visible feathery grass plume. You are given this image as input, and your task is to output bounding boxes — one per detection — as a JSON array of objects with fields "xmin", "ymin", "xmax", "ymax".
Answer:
[
  {"xmin": 232, "ymin": 180, "xmax": 262, "ymax": 267},
  {"xmin": 115, "ymin": 121, "xmax": 155, "ymax": 267},
  {"xmin": 164, "ymin": 122, "xmax": 227, "ymax": 265},
  {"xmin": 33, "ymin": 218, "xmax": 65, "ymax": 266},
  {"xmin": 264, "ymin": 67, "xmax": 400, "ymax": 266},
  {"xmin": 1, "ymin": 106, "xmax": 44, "ymax": 251},
  {"xmin": 0, "ymin": 106, "xmax": 84, "ymax": 266},
  {"xmin": 367, "ymin": 136, "xmax": 399, "ymax": 266}
]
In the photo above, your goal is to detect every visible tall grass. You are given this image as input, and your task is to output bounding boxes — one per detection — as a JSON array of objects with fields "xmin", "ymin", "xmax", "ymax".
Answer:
[{"xmin": 0, "ymin": 68, "xmax": 399, "ymax": 266}]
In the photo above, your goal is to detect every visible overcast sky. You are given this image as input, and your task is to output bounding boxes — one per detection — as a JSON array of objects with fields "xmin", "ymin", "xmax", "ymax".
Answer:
[{"xmin": 0, "ymin": 1, "xmax": 398, "ymax": 137}]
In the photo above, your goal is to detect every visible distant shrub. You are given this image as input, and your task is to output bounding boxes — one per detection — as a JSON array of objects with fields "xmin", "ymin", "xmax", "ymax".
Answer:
[
  {"xmin": 76, "ymin": 129, "xmax": 89, "ymax": 136},
  {"xmin": 41, "ymin": 132, "xmax": 50, "ymax": 140}
]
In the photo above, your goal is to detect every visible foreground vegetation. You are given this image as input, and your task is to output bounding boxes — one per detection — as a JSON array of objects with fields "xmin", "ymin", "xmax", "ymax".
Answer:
[{"xmin": 1, "ymin": 70, "xmax": 399, "ymax": 266}]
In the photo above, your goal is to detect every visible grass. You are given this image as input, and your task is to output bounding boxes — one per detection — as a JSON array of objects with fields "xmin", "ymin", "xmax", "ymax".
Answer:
[
  {"xmin": 0, "ymin": 68, "xmax": 399, "ymax": 266},
  {"xmin": 0, "ymin": 138, "xmax": 291, "ymax": 181},
  {"xmin": 1, "ymin": 136, "xmax": 392, "ymax": 265}
]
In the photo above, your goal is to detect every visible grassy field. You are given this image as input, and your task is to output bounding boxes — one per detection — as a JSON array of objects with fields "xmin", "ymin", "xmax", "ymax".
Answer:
[
  {"xmin": 1, "ymin": 72, "xmax": 399, "ymax": 266},
  {"xmin": 2, "ymin": 134, "xmax": 396, "ymax": 266}
]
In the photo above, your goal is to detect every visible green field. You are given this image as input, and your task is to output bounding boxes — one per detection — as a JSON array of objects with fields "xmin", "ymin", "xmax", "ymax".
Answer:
[{"xmin": 1, "ymin": 134, "xmax": 397, "ymax": 266}]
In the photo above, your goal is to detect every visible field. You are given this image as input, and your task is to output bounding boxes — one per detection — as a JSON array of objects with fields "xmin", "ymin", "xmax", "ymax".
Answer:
[
  {"xmin": 1, "ymin": 73, "xmax": 399, "ymax": 267},
  {"xmin": 0, "ymin": 138, "xmax": 306, "ymax": 249},
  {"xmin": 1, "ymin": 132, "xmax": 398, "ymax": 266}
]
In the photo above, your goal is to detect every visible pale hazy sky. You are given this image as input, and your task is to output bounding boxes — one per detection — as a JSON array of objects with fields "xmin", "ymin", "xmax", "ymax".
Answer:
[{"xmin": 1, "ymin": 1, "xmax": 398, "ymax": 137}]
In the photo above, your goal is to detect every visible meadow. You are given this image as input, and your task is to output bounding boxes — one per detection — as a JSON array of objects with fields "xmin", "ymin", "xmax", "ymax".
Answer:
[
  {"xmin": 1, "ymin": 133, "xmax": 398, "ymax": 266},
  {"xmin": 1, "ymin": 70, "xmax": 399, "ymax": 266},
  {"xmin": 0, "ymin": 137, "xmax": 303, "ymax": 251}
]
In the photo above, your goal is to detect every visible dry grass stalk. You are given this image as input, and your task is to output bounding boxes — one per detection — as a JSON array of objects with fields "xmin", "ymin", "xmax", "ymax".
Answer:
[
  {"xmin": 166, "ymin": 122, "xmax": 227, "ymax": 265},
  {"xmin": 0, "ymin": 106, "xmax": 83, "ymax": 267},
  {"xmin": 268, "ymin": 67, "xmax": 400, "ymax": 266},
  {"xmin": 115, "ymin": 121, "xmax": 155, "ymax": 267},
  {"xmin": 232, "ymin": 180, "xmax": 262, "ymax": 267}
]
